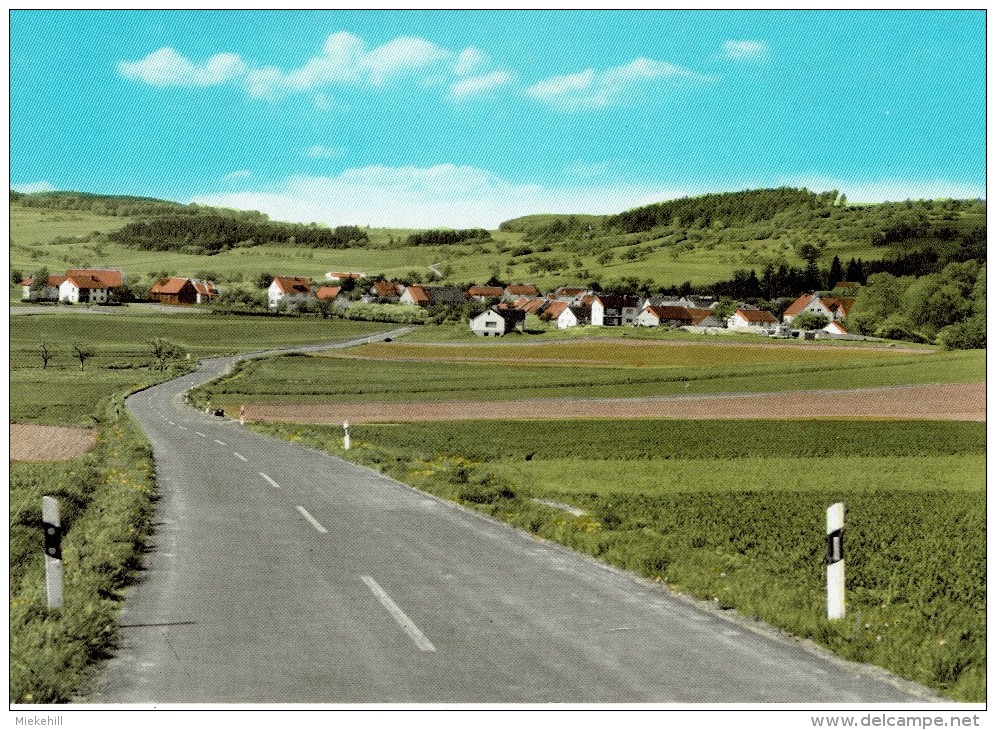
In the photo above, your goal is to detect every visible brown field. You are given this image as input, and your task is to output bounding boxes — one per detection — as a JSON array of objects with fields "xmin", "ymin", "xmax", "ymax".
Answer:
[
  {"xmin": 242, "ymin": 382, "xmax": 985, "ymax": 425},
  {"xmin": 10, "ymin": 423, "xmax": 97, "ymax": 461}
]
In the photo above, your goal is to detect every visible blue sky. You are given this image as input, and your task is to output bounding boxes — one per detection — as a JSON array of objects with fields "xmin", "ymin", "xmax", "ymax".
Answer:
[{"xmin": 9, "ymin": 10, "xmax": 986, "ymax": 228}]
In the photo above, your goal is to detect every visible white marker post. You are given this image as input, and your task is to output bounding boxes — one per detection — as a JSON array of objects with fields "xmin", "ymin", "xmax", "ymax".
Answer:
[
  {"xmin": 826, "ymin": 502, "xmax": 845, "ymax": 620},
  {"xmin": 343, "ymin": 421, "xmax": 351, "ymax": 450},
  {"xmin": 42, "ymin": 496, "xmax": 63, "ymax": 610}
]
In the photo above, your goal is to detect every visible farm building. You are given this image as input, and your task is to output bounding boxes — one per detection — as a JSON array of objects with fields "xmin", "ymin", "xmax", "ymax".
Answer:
[
  {"xmin": 315, "ymin": 285, "xmax": 342, "ymax": 301},
  {"xmin": 469, "ymin": 307, "xmax": 526, "ymax": 337},
  {"xmin": 591, "ymin": 294, "xmax": 641, "ymax": 326},
  {"xmin": 58, "ymin": 269, "xmax": 124, "ymax": 304},
  {"xmin": 554, "ymin": 304, "xmax": 591, "ymax": 329},
  {"xmin": 150, "ymin": 277, "xmax": 219, "ymax": 305},
  {"xmin": 369, "ymin": 281, "xmax": 403, "ymax": 301},
  {"xmin": 20, "ymin": 274, "xmax": 67, "ymax": 301},
  {"xmin": 637, "ymin": 305, "xmax": 714, "ymax": 328},
  {"xmin": 503, "ymin": 284, "xmax": 541, "ymax": 300},
  {"xmin": 325, "ymin": 271, "xmax": 366, "ymax": 281},
  {"xmin": 466, "ymin": 285, "xmax": 505, "ymax": 301},
  {"xmin": 268, "ymin": 276, "xmax": 314, "ymax": 311},
  {"xmin": 400, "ymin": 285, "xmax": 467, "ymax": 307},
  {"xmin": 782, "ymin": 294, "xmax": 855, "ymax": 325},
  {"xmin": 727, "ymin": 308, "xmax": 780, "ymax": 333}
]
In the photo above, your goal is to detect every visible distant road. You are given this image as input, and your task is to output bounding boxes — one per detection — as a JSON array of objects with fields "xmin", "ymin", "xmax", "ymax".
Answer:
[
  {"xmin": 86, "ymin": 330, "xmax": 938, "ymax": 704},
  {"xmin": 11, "ymin": 303, "xmax": 202, "ymax": 315}
]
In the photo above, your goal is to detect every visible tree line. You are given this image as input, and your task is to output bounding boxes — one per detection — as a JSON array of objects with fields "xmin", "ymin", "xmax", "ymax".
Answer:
[{"xmin": 405, "ymin": 229, "xmax": 491, "ymax": 246}]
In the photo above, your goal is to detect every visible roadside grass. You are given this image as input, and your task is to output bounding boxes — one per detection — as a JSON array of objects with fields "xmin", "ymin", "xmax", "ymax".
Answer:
[
  {"xmin": 10, "ymin": 400, "xmax": 156, "ymax": 703},
  {"xmin": 250, "ymin": 417, "xmax": 986, "ymax": 702},
  {"xmin": 197, "ymin": 346, "xmax": 983, "ymax": 407}
]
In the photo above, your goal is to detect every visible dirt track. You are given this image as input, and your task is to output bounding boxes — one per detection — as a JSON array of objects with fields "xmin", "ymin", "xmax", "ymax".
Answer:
[
  {"xmin": 10, "ymin": 424, "xmax": 97, "ymax": 461},
  {"xmin": 243, "ymin": 382, "xmax": 985, "ymax": 425}
]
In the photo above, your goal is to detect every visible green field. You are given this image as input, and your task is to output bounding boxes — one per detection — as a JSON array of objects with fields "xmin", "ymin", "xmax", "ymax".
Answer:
[
  {"xmin": 252, "ymin": 417, "xmax": 987, "ymax": 702},
  {"xmin": 10, "ymin": 311, "xmax": 392, "ymax": 423},
  {"xmin": 197, "ymin": 341, "xmax": 983, "ymax": 408}
]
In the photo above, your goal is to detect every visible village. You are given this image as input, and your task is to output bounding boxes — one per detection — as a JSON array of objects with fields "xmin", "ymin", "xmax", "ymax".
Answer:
[{"xmin": 19, "ymin": 266, "xmax": 858, "ymax": 340}]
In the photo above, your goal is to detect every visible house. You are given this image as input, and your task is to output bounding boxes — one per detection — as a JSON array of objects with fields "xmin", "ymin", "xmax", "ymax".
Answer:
[
  {"xmin": 466, "ymin": 285, "xmax": 505, "ymax": 301},
  {"xmin": 59, "ymin": 269, "xmax": 124, "ymax": 304},
  {"xmin": 538, "ymin": 300, "xmax": 569, "ymax": 323},
  {"xmin": 551, "ymin": 286, "xmax": 589, "ymax": 302},
  {"xmin": 325, "ymin": 271, "xmax": 366, "ymax": 281},
  {"xmin": 150, "ymin": 277, "xmax": 199, "ymax": 305},
  {"xmin": 149, "ymin": 277, "xmax": 219, "ymax": 305},
  {"xmin": 315, "ymin": 285, "xmax": 342, "ymax": 301},
  {"xmin": 469, "ymin": 307, "xmax": 526, "ymax": 337},
  {"xmin": 782, "ymin": 294, "xmax": 855, "ymax": 324},
  {"xmin": 637, "ymin": 305, "xmax": 713, "ymax": 328},
  {"xmin": 727, "ymin": 308, "xmax": 780, "ymax": 333},
  {"xmin": 822, "ymin": 321, "xmax": 849, "ymax": 335},
  {"xmin": 268, "ymin": 276, "xmax": 314, "ymax": 311},
  {"xmin": 20, "ymin": 274, "xmax": 66, "ymax": 301},
  {"xmin": 503, "ymin": 284, "xmax": 541, "ymax": 300},
  {"xmin": 369, "ymin": 281, "xmax": 403, "ymax": 301},
  {"xmin": 556, "ymin": 304, "xmax": 591, "ymax": 329},
  {"xmin": 192, "ymin": 279, "xmax": 220, "ymax": 304},
  {"xmin": 513, "ymin": 297, "xmax": 548, "ymax": 315},
  {"xmin": 591, "ymin": 294, "xmax": 641, "ymax": 326},
  {"xmin": 400, "ymin": 285, "xmax": 467, "ymax": 307}
]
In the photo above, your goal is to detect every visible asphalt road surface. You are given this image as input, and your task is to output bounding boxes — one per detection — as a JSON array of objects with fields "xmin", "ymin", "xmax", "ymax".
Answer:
[{"xmin": 88, "ymin": 330, "xmax": 938, "ymax": 704}]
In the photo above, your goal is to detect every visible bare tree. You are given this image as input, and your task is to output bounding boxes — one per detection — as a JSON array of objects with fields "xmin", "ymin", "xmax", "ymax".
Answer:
[
  {"xmin": 40, "ymin": 342, "xmax": 53, "ymax": 369},
  {"xmin": 72, "ymin": 343, "xmax": 93, "ymax": 371}
]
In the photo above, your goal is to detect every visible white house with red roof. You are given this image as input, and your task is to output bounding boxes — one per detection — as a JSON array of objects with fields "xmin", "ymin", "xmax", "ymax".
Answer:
[
  {"xmin": 469, "ymin": 307, "xmax": 526, "ymax": 337},
  {"xmin": 781, "ymin": 293, "xmax": 855, "ymax": 325},
  {"xmin": 591, "ymin": 294, "xmax": 641, "ymax": 326},
  {"xmin": 58, "ymin": 269, "xmax": 124, "ymax": 303},
  {"xmin": 727, "ymin": 308, "xmax": 780, "ymax": 333},
  {"xmin": 637, "ymin": 305, "xmax": 714, "ymax": 328},
  {"xmin": 268, "ymin": 276, "xmax": 314, "ymax": 311}
]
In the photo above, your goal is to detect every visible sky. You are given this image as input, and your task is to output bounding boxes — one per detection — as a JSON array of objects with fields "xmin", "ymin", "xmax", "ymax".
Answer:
[{"xmin": 9, "ymin": 10, "xmax": 987, "ymax": 229}]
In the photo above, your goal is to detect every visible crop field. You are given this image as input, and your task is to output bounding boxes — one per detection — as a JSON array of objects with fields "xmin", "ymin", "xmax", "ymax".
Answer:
[
  {"xmin": 9, "ymin": 311, "xmax": 391, "ymax": 423},
  {"xmin": 197, "ymin": 342, "xmax": 984, "ymax": 408},
  {"xmin": 251, "ymin": 417, "xmax": 986, "ymax": 701}
]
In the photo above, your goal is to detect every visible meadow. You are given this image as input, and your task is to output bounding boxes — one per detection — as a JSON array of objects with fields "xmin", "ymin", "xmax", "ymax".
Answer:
[
  {"xmin": 251, "ymin": 417, "xmax": 986, "ymax": 702},
  {"xmin": 9, "ymin": 311, "xmax": 391, "ymax": 423},
  {"xmin": 196, "ymin": 341, "xmax": 983, "ymax": 408}
]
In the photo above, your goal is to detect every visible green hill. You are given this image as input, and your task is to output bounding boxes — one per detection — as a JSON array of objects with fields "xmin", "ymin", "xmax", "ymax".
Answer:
[{"xmin": 9, "ymin": 187, "xmax": 985, "ymax": 293}]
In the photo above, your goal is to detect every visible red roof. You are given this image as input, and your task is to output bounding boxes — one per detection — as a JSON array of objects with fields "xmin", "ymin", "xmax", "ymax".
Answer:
[
  {"xmin": 326, "ymin": 271, "xmax": 365, "ymax": 280},
  {"xmin": 539, "ymin": 301, "xmax": 569, "ymax": 320},
  {"xmin": 782, "ymin": 294, "xmax": 814, "ymax": 317},
  {"xmin": 505, "ymin": 284, "xmax": 540, "ymax": 296},
  {"xmin": 404, "ymin": 285, "xmax": 430, "ymax": 304},
  {"xmin": 21, "ymin": 274, "xmax": 67, "ymax": 288},
  {"xmin": 823, "ymin": 297, "xmax": 855, "ymax": 318},
  {"xmin": 515, "ymin": 298, "xmax": 546, "ymax": 314},
  {"xmin": 644, "ymin": 306, "xmax": 713, "ymax": 324},
  {"xmin": 272, "ymin": 276, "xmax": 312, "ymax": 294},
  {"xmin": 315, "ymin": 285, "xmax": 341, "ymax": 300},
  {"xmin": 192, "ymin": 280, "xmax": 219, "ymax": 297},
  {"xmin": 65, "ymin": 268, "xmax": 123, "ymax": 289},
  {"xmin": 371, "ymin": 281, "xmax": 401, "ymax": 298},
  {"xmin": 735, "ymin": 308, "xmax": 779, "ymax": 324},
  {"xmin": 150, "ymin": 277, "xmax": 191, "ymax": 295},
  {"xmin": 467, "ymin": 285, "xmax": 505, "ymax": 298}
]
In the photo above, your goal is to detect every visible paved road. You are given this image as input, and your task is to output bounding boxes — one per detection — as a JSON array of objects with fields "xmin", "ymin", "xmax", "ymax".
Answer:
[{"xmin": 87, "ymin": 330, "xmax": 937, "ymax": 704}]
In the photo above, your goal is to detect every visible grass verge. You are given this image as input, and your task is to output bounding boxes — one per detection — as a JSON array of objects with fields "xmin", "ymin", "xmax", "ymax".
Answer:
[{"xmin": 10, "ymin": 397, "xmax": 156, "ymax": 703}]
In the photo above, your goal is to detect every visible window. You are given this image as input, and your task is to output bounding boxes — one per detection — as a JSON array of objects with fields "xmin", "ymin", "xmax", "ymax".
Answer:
[{"xmin": 485, "ymin": 321, "xmax": 497, "ymax": 328}]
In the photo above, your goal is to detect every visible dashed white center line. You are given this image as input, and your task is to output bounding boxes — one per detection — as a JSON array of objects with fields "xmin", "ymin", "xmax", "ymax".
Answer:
[
  {"xmin": 195, "ymin": 431, "xmax": 207, "ymax": 438},
  {"xmin": 214, "ymin": 439, "xmax": 227, "ymax": 446},
  {"xmin": 296, "ymin": 506, "xmax": 327, "ymax": 534},
  {"xmin": 361, "ymin": 576, "xmax": 436, "ymax": 652},
  {"xmin": 233, "ymin": 452, "xmax": 248, "ymax": 462},
  {"xmin": 178, "ymin": 426, "xmax": 188, "ymax": 431},
  {"xmin": 259, "ymin": 473, "xmax": 281, "ymax": 489},
  {"xmin": 168, "ymin": 421, "xmax": 175, "ymax": 426}
]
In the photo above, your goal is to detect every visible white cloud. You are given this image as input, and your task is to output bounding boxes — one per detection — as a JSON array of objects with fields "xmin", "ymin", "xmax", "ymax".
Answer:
[
  {"xmin": 13, "ymin": 180, "xmax": 55, "ymax": 194},
  {"xmin": 454, "ymin": 47, "xmax": 489, "ymax": 76},
  {"xmin": 450, "ymin": 70, "xmax": 515, "ymax": 99},
  {"xmin": 191, "ymin": 163, "xmax": 683, "ymax": 229},
  {"xmin": 785, "ymin": 175, "xmax": 985, "ymax": 203},
  {"xmin": 722, "ymin": 40, "xmax": 769, "ymax": 62},
  {"xmin": 527, "ymin": 57, "xmax": 713, "ymax": 112},
  {"xmin": 223, "ymin": 170, "xmax": 252, "ymax": 181},
  {"xmin": 117, "ymin": 47, "xmax": 247, "ymax": 87},
  {"xmin": 305, "ymin": 145, "xmax": 345, "ymax": 159}
]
